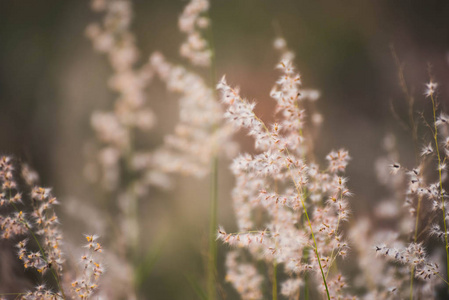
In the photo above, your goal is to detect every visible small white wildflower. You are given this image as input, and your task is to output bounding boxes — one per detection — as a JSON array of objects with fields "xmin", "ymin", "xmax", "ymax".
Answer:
[
  {"xmin": 196, "ymin": 16, "xmax": 209, "ymax": 28},
  {"xmin": 424, "ymin": 81, "xmax": 438, "ymax": 97},
  {"xmin": 443, "ymin": 137, "xmax": 449, "ymax": 149},
  {"xmin": 390, "ymin": 163, "xmax": 401, "ymax": 174},
  {"xmin": 277, "ymin": 60, "xmax": 295, "ymax": 74},
  {"xmin": 421, "ymin": 143, "xmax": 433, "ymax": 156},
  {"xmin": 178, "ymin": 0, "xmax": 211, "ymax": 66},
  {"xmin": 312, "ymin": 113, "xmax": 323, "ymax": 125},
  {"xmin": 273, "ymin": 37, "xmax": 286, "ymax": 50},
  {"xmin": 435, "ymin": 112, "xmax": 449, "ymax": 127}
]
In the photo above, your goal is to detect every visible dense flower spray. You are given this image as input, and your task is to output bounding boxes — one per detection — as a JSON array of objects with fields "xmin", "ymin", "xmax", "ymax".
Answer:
[
  {"xmin": 350, "ymin": 78, "xmax": 449, "ymax": 299},
  {"xmin": 217, "ymin": 38, "xmax": 353, "ymax": 299},
  {"xmin": 149, "ymin": 0, "xmax": 235, "ymax": 178},
  {"xmin": 85, "ymin": 1, "xmax": 170, "ymax": 297},
  {"xmin": 85, "ymin": 0, "xmax": 164, "ymax": 192},
  {"xmin": 0, "ymin": 156, "xmax": 103, "ymax": 299},
  {"xmin": 149, "ymin": 53, "xmax": 236, "ymax": 177},
  {"xmin": 149, "ymin": 1, "xmax": 235, "ymax": 299}
]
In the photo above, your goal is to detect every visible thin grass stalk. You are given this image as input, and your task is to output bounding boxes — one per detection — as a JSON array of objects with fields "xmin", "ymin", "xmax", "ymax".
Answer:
[
  {"xmin": 208, "ymin": 155, "xmax": 219, "ymax": 300},
  {"xmin": 402, "ymin": 54, "xmax": 418, "ymax": 300},
  {"xmin": 437, "ymin": 273, "xmax": 449, "ymax": 286},
  {"xmin": 431, "ymin": 94, "xmax": 449, "ymax": 286},
  {"xmin": 272, "ymin": 181, "xmax": 279, "ymax": 300},
  {"xmin": 0, "ymin": 293, "xmax": 28, "ymax": 297},
  {"xmin": 273, "ymin": 261, "xmax": 278, "ymax": 300},
  {"xmin": 293, "ymin": 76, "xmax": 329, "ymax": 298},
  {"xmin": 299, "ymin": 197, "xmax": 331, "ymax": 300},
  {"xmin": 206, "ymin": 7, "xmax": 219, "ymax": 299},
  {"xmin": 309, "ymin": 224, "xmax": 329, "ymax": 296},
  {"xmin": 410, "ymin": 265, "xmax": 415, "ymax": 300},
  {"xmin": 286, "ymin": 163, "xmax": 330, "ymax": 300},
  {"xmin": 124, "ymin": 129, "xmax": 142, "ymax": 296},
  {"xmin": 401, "ymin": 63, "xmax": 419, "ymax": 299},
  {"xmin": 282, "ymin": 145, "xmax": 330, "ymax": 299}
]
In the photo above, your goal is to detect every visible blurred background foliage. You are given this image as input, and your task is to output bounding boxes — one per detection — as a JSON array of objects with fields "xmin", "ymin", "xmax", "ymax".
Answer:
[{"xmin": 1, "ymin": 0, "xmax": 449, "ymax": 298}]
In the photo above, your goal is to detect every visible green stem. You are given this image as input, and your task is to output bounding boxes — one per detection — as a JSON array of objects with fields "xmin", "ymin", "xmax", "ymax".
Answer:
[
  {"xmin": 431, "ymin": 95, "xmax": 449, "ymax": 287},
  {"xmin": 124, "ymin": 127, "xmax": 141, "ymax": 297},
  {"xmin": 305, "ymin": 209, "xmax": 330, "ymax": 300},
  {"xmin": 206, "ymin": 6, "xmax": 219, "ymax": 300},
  {"xmin": 286, "ymin": 152, "xmax": 330, "ymax": 300},
  {"xmin": 208, "ymin": 155, "xmax": 219, "ymax": 300},
  {"xmin": 436, "ymin": 272, "xmax": 449, "ymax": 286},
  {"xmin": 272, "ymin": 262, "xmax": 278, "ymax": 300}
]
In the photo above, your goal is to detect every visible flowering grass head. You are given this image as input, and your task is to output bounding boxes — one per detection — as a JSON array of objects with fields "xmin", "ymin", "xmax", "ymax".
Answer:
[
  {"xmin": 217, "ymin": 38, "xmax": 353, "ymax": 299},
  {"xmin": 0, "ymin": 156, "xmax": 104, "ymax": 299}
]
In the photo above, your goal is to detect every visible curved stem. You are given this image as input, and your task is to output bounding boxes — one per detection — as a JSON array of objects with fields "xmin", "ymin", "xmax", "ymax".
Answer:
[
  {"xmin": 431, "ymin": 95, "xmax": 449, "ymax": 287},
  {"xmin": 285, "ymin": 148, "xmax": 330, "ymax": 300}
]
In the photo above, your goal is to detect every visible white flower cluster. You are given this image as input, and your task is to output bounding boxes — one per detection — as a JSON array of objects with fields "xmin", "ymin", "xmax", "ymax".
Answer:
[
  {"xmin": 85, "ymin": 0, "xmax": 158, "ymax": 191},
  {"xmin": 149, "ymin": 0, "xmax": 236, "ymax": 178},
  {"xmin": 217, "ymin": 39, "xmax": 353, "ymax": 299},
  {"xmin": 351, "ymin": 116, "xmax": 445, "ymax": 298},
  {"xmin": 178, "ymin": 0, "xmax": 211, "ymax": 66},
  {"xmin": 0, "ymin": 157, "xmax": 104, "ymax": 299}
]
